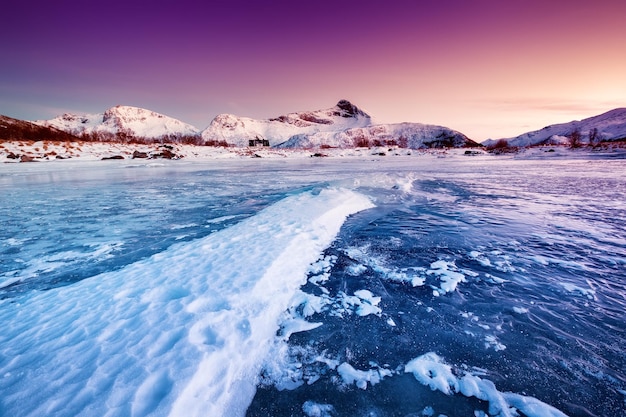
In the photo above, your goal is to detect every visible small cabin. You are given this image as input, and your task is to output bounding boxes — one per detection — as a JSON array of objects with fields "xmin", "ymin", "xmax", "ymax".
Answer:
[{"xmin": 248, "ymin": 136, "xmax": 270, "ymax": 147}]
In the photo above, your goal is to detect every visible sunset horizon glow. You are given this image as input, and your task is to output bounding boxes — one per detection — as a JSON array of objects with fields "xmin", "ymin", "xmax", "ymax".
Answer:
[{"xmin": 2, "ymin": 0, "xmax": 625, "ymax": 141}]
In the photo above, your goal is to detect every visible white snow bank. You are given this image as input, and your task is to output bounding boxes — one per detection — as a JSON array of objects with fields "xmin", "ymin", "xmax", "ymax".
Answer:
[
  {"xmin": 405, "ymin": 353, "xmax": 569, "ymax": 417},
  {"xmin": 0, "ymin": 188, "xmax": 373, "ymax": 417}
]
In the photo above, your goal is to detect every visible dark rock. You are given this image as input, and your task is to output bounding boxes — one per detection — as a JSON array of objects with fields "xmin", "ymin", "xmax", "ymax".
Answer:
[
  {"xmin": 7, "ymin": 152, "xmax": 20, "ymax": 160},
  {"xmin": 150, "ymin": 149, "xmax": 177, "ymax": 159},
  {"xmin": 336, "ymin": 100, "xmax": 357, "ymax": 115},
  {"xmin": 101, "ymin": 155, "xmax": 125, "ymax": 160},
  {"xmin": 20, "ymin": 155, "xmax": 37, "ymax": 162},
  {"xmin": 132, "ymin": 150, "xmax": 149, "ymax": 159}
]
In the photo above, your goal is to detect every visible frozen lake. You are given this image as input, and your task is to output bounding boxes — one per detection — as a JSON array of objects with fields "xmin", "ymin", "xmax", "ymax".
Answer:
[{"xmin": 1, "ymin": 154, "xmax": 625, "ymax": 417}]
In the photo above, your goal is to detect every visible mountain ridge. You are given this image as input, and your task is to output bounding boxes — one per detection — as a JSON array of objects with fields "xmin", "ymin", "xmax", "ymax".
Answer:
[
  {"xmin": 13, "ymin": 101, "xmax": 626, "ymax": 149},
  {"xmin": 483, "ymin": 108, "xmax": 626, "ymax": 147},
  {"xmin": 35, "ymin": 105, "xmax": 201, "ymax": 143},
  {"xmin": 201, "ymin": 100, "xmax": 373, "ymax": 147},
  {"xmin": 202, "ymin": 100, "xmax": 478, "ymax": 148},
  {"xmin": 0, "ymin": 114, "xmax": 80, "ymax": 142}
]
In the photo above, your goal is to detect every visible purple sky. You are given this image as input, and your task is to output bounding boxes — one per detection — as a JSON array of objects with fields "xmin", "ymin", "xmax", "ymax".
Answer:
[{"xmin": 2, "ymin": 0, "xmax": 625, "ymax": 140}]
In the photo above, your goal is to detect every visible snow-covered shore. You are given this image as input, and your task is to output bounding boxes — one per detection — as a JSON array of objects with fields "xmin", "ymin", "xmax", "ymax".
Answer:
[
  {"xmin": 1, "ymin": 140, "xmax": 625, "ymax": 164},
  {"xmin": 0, "ymin": 140, "xmax": 464, "ymax": 163}
]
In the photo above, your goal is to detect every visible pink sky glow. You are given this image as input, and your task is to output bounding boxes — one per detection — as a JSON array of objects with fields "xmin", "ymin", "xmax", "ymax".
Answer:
[{"xmin": 1, "ymin": 0, "xmax": 625, "ymax": 141}]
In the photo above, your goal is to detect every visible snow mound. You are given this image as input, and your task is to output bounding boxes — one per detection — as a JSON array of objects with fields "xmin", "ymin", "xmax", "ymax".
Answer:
[{"xmin": 0, "ymin": 188, "xmax": 374, "ymax": 417}]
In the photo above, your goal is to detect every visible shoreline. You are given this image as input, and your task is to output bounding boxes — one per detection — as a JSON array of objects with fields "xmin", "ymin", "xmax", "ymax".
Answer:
[{"xmin": 1, "ymin": 140, "xmax": 625, "ymax": 164}]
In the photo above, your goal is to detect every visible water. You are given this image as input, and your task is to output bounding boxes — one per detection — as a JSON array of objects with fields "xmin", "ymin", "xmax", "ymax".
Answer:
[{"xmin": 1, "ymin": 155, "xmax": 625, "ymax": 416}]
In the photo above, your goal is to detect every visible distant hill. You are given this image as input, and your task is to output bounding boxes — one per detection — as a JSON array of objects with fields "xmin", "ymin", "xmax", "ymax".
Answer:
[
  {"xmin": 483, "ymin": 108, "xmax": 626, "ymax": 147},
  {"xmin": 0, "ymin": 114, "xmax": 80, "ymax": 142}
]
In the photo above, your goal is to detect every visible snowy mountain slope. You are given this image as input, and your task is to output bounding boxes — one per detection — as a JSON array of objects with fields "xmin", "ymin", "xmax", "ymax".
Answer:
[
  {"xmin": 35, "ymin": 106, "xmax": 201, "ymax": 142},
  {"xmin": 201, "ymin": 100, "xmax": 477, "ymax": 149},
  {"xmin": 1, "ymin": 114, "xmax": 79, "ymax": 142},
  {"xmin": 276, "ymin": 122, "xmax": 478, "ymax": 149},
  {"xmin": 483, "ymin": 108, "xmax": 626, "ymax": 147},
  {"xmin": 201, "ymin": 100, "xmax": 372, "ymax": 147}
]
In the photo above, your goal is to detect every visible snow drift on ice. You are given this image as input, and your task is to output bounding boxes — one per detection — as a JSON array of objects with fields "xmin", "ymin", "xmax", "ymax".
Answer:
[{"xmin": 0, "ymin": 188, "xmax": 373, "ymax": 417}]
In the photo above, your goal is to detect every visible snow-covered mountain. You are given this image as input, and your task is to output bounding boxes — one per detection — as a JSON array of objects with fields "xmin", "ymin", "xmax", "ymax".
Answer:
[
  {"xmin": 35, "ymin": 105, "xmax": 201, "ymax": 142},
  {"xmin": 26, "ymin": 100, "xmax": 476, "ymax": 148},
  {"xmin": 202, "ymin": 100, "xmax": 477, "ymax": 149},
  {"xmin": 276, "ymin": 122, "xmax": 475, "ymax": 149},
  {"xmin": 201, "ymin": 100, "xmax": 371, "ymax": 147},
  {"xmin": 483, "ymin": 108, "xmax": 626, "ymax": 147}
]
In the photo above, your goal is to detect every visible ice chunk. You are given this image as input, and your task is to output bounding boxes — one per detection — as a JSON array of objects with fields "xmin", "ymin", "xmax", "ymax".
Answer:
[
  {"xmin": 421, "ymin": 405, "xmax": 435, "ymax": 416},
  {"xmin": 406, "ymin": 353, "xmax": 569, "ymax": 417},
  {"xmin": 302, "ymin": 400, "xmax": 336, "ymax": 417},
  {"xmin": 334, "ymin": 290, "xmax": 382, "ymax": 317},
  {"xmin": 353, "ymin": 289, "xmax": 382, "ymax": 317},
  {"xmin": 405, "ymin": 352, "xmax": 458, "ymax": 394},
  {"xmin": 427, "ymin": 260, "xmax": 466, "ymax": 294},
  {"xmin": 469, "ymin": 250, "xmax": 492, "ymax": 267},
  {"xmin": 280, "ymin": 317, "xmax": 323, "ymax": 340},
  {"xmin": 336, "ymin": 362, "xmax": 389, "ymax": 390}
]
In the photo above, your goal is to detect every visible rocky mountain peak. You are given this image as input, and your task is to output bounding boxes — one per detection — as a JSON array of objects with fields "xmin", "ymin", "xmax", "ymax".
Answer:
[{"xmin": 335, "ymin": 100, "xmax": 368, "ymax": 118}]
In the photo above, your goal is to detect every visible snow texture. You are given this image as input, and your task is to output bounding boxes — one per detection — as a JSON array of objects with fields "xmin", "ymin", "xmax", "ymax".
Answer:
[{"xmin": 0, "ymin": 188, "xmax": 373, "ymax": 417}]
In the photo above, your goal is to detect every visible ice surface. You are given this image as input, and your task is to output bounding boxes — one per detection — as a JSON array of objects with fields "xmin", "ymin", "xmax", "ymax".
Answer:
[
  {"xmin": 0, "ymin": 187, "xmax": 373, "ymax": 417},
  {"xmin": 3, "ymin": 155, "xmax": 626, "ymax": 417}
]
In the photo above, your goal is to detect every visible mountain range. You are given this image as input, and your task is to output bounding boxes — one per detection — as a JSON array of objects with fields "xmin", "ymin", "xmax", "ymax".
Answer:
[
  {"xmin": 202, "ymin": 100, "xmax": 476, "ymax": 148},
  {"xmin": 483, "ymin": 108, "xmax": 626, "ymax": 147},
  {"xmin": 18, "ymin": 100, "xmax": 475, "ymax": 149},
  {"xmin": 2, "ymin": 101, "xmax": 625, "ymax": 149}
]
